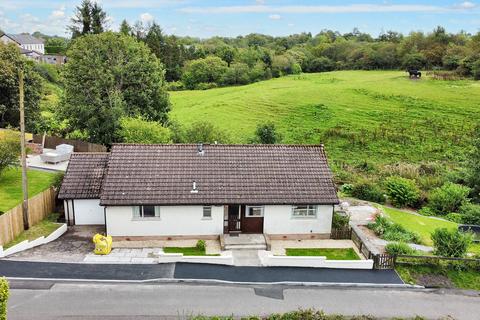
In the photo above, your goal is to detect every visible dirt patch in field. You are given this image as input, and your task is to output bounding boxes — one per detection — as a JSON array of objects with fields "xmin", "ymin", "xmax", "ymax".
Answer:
[{"xmin": 415, "ymin": 273, "xmax": 455, "ymax": 288}]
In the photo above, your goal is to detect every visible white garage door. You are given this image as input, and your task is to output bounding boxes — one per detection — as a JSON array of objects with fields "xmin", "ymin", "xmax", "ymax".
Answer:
[{"xmin": 74, "ymin": 199, "xmax": 105, "ymax": 225}]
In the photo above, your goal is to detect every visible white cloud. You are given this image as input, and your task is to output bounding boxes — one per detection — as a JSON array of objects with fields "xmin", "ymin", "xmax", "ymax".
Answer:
[
  {"xmin": 287, "ymin": 23, "xmax": 295, "ymax": 27},
  {"xmin": 179, "ymin": 4, "xmax": 466, "ymax": 14},
  {"xmin": 269, "ymin": 14, "xmax": 281, "ymax": 20},
  {"xmin": 455, "ymin": 1, "xmax": 476, "ymax": 9},
  {"xmin": 140, "ymin": 12, "xmax": 154, "ymax": 23}
]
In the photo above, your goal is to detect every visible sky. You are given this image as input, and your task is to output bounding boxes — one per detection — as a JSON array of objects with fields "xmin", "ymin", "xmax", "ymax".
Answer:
[{"xmin": 0, "ymin": 0, "xmax": 479, "ymax": 38}]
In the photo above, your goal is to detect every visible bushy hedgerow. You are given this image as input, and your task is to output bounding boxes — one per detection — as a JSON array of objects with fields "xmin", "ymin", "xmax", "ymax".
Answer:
[
  {"xmin": 431, "ymin": 228, "xmax": 472, "ymax": 257},
  {"xmin": 385, "ymin": 176, "xmax": 420, "ymax": 208},
  {"xmin": 0, "ymin": 277, "xmax": 9, "ymax": 320}
]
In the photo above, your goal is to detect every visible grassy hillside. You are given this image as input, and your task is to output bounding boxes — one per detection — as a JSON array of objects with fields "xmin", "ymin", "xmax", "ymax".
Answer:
[{"xmin": 170, "ymin": 71, "xmax": 480, "ymax": 171}]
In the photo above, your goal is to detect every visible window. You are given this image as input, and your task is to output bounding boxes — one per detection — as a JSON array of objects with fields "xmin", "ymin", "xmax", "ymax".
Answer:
[
  {"xmin": 132, "ymin": 205, "xmax": 160, "ymax": 219},
  {"xmin": 246, "ymin": 206, "xmax": 264, "ymax": 217},
  {"xmin": 203, "ymin": 206, "xmax": 212, "ymax": 219},
  {"xmin": 292, "ymin": 205, "xmax": 317, "ymax": 218}
]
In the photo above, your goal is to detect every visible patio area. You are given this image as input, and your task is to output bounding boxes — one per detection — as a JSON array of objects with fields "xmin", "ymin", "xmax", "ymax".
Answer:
[{"xmin": 27, "ymin": 149, "xmax": 69, "ymax": 172}]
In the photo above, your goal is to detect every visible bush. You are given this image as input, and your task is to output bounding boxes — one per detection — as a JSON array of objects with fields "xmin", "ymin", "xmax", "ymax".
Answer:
[
  {"xmin": 308, "ymin": 57, "xmax": 335, "ymax": 72},
  {"xmin": 0, "ymin": 277, "xmax": 8, "ymax": 320},
  {"xmin": 117, "ymin": 117, "xmax": 172, "ymax": 144},
  {"xmin": 332, "ymin": 212, "xmax": 350, "ymax": 229},
  {"xmin": 0, "ymin": 132, "xmax": 20, "ymax": 175},
  {"xmin": 165, "ymin": 81, "xmax": 185, "ymax": 91},
  {"xmin": 221, "ymin": 62, "xmax": 251, "ymax": 86},
  {"xmin": 459, "ymin": 203, "xmax": 480, "ymax": 225},
  {"xmin": 340, "ymin": 183, "xmax": 353, "ymax": 194},
  {"xmin": 350, "ymin": 180, "xmax": 385, "ymax": 203},
  {"xmin": 195, "ymin": 82, "xmax": 219, "ymax": 90},
  {"xmin": 196, "ymin": 240, "xmax": 206, "ymax": 251},
  {"xmin": 427, "ymin": 182, "xmax": 471, "ymax": 215},
  {"xmin": 418, "ymin": 207, "xmax": 435, "ymax": 216},
  {"xmin": 34, "ymin": 63, "xmax": 60, "ymax": 83},
  {"xmin": 253, "ymin": 122, "xmax": 281, "ymax": 144},
  {"xmin": 52, "ymin": 172, "xmax": 65, "ymax": 191},
  {"xmin": 431, "ymin": 228, "xmax": 472, "ymax": 257},
  {"xmin": 385, "ymin": 176, "xmax": 420, "ymax": 207},
  {"xmin": 445, "ymin": 212, "xmax": 463, "ymax": 223},
  {"xmin": 184, "ymin": 121, "xmax": 230, "ymax": 144},
  {"xmin": 385, "ymin": 242, "xmax": 415, "ymax": 255}
]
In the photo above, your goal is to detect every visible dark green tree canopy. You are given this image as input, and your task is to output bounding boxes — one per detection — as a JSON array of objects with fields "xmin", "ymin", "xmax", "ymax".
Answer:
[
  {"xmin": 60, "ymin": 32, "xmax": 170, "ymax": 145},
  {"xmin": 0, "ymin": 43, "xmax": 42, "ymax": 132},
  {"xmin": 69, "ymin": 0, "xmax": 107, "ymax": 39}
]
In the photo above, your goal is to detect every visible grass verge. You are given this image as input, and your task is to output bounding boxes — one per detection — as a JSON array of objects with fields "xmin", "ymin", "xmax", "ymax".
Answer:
[
  {"xmin": 0, "ymin": 168, "xmax": 56, "ymax": 213},
  {"xmin": 4, "ymin": 213, "xmax": 61, "ymax": 249},
  {"xmin": 285, "ymin": 248, "xmax": 360, "ymax": 260},
  {"xmin": 162, "ymin": 247, "xmax": 219, "ymax": 256},
  {"xmin": 396, "ymin": 265, "xmax": 480, "ymax": 291}
]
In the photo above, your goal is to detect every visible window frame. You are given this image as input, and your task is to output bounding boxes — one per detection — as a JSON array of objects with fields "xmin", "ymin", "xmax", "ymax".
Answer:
[
  {"xmin": 291, "ymin": 205, "xmax": 317, "ymax": 219},
  {"xmin": 202, "ymin": 206, "xmax": 212, "ymax": 219},
  {"xmin": 245, "ymin": 205, "xmax": 264, "ymax": 218},
  {"xmin": 132, "ymin": 205, "xmax": 160, "ymax": 220}
]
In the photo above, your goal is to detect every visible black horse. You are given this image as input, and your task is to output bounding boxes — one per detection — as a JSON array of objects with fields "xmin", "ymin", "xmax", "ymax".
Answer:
[{"xmin": 407, "ymin": 69, "xmax": 422, "ymax": 78}]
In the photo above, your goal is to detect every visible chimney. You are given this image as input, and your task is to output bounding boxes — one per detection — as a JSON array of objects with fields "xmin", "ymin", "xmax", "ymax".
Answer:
[
  {"xmin": 191, "ymin": 180, "xmax": 198, "ymax": 193},
  {"xmin": 197, "ymin": 143, "xmax": 204, "ymax": 155}
]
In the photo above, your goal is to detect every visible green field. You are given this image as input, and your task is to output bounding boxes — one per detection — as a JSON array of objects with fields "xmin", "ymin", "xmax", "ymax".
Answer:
[
  {"xmin": 0, "ymin": 168, "xmax": 56, "ymax": 213},
  {"xmin": 171, "ymin": 71, "xmax": 480, "ymax": 168}
]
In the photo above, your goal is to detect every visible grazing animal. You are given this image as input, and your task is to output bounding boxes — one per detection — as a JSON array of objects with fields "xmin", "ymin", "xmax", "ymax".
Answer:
[{"xmin": 407, "ymin": 69, "xmax": 422, "ymax": 78}]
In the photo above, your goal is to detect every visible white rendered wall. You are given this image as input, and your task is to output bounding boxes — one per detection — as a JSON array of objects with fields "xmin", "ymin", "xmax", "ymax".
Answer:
[
  {"xmin": 263, "ymin": 205, "xmax": 333, "ymax": 235},
  {"xmin": 105, "ymin": 205, "xmax": 224, "ymax": 236},
  {"xmin": 74, "ymin": 199, "xmax": 105, "ymax": 225}
]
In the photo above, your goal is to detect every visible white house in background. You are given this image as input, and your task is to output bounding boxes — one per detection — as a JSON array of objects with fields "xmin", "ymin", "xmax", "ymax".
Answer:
[
  {"xmin": 1, "ymin": 33, "xmax": 45, "ymax": 55},
  {"xmin": 58, "ymin": 144, "xmax": 339, "ymax": 240}
]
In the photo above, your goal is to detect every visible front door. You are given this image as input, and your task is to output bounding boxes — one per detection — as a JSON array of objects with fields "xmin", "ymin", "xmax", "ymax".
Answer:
[{"xmin": 228, "ymin": 205, "xmax": 241, "ymax": 232}]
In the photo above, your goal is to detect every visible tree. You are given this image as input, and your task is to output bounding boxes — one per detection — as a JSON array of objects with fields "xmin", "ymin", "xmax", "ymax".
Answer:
[
  {"xmin": 402, "ymin": 52, "xmax": 427, "ymax": 70},
  {"xmin": 254, "ymin": 122, "xmax": 281, "ymax": 144},
  {"xmin": 217, "ymin": 46, "xmax": 235, "ymax": 67},
  {"xmin": 221, "ymin": 63, "xmax": 251, "ymax": 85},
  {"xmin": 60, "ymin": 32, "xmax": 170, "ymax": 145},
  {"xmin": 69, "ymin": 0, "xmax": 107, "ymax": 38},
  {"xmin": 119, "ymin": 19, "xmax": 132, "ymax": 36},
  {"xmin": 117, "ymin": 117, "xmax": 172, "ymax": 143},
  {"xmin": 308, "ymin": 57, "xmax": 335, "ymax": 72},
  {"xmin": 182, "ymin": 56, "xmax": 228, "ymax": 89},
  {"xmin": 0, "ymin": 43, "xmax": 42, "ymax": 131},
  {"xmin": 184, "ymin": 121, "xmax": 230, "ymax": 143}
]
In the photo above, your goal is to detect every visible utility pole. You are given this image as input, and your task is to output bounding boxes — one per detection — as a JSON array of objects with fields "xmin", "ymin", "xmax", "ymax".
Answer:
[{"xmin": 19, "ymin": 69, "xmax": 29, "ymax": 230}]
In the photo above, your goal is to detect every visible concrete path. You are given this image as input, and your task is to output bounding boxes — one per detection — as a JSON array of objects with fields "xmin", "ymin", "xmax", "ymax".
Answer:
[
  {"xmin": 0, "ymin": 260, "xmax": 403, "ymax": 284},
  {"xmin": 7, "ymin": 282, "xmax": 480, "ymax": 320},
  {"xmin": 232, "ymin": 250, "xmax": 262, "ymax": 266},
  {"xmin": 83, "ymin": 248, "xmax": 160, "ymax": 264}
]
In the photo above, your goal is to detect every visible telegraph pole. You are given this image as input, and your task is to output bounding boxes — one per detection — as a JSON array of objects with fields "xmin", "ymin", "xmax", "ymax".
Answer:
[{"xmin": 19, "ymin": 69, "xmax": 29, "ymax": 230}]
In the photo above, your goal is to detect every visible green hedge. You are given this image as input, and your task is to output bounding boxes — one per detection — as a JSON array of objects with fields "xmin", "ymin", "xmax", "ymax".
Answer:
[{"xmin": 0, "ymin": 277, "xmax": 9, "ymax": 320}]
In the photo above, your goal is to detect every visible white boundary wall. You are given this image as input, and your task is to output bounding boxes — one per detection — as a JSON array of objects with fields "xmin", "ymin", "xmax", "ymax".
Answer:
[
  {"xmin": 0, "ymin": 223, "xmax": 67, "ymax": 258},
  {"xmin": 258, "ymin": 250, "xmax": 374, "ymax": 269}
]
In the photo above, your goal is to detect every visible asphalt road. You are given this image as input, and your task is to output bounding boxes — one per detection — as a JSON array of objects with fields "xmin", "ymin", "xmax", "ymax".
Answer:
[
  {"xmin": 0, "ymin": 260, "xmax": 403, "ymax": 284},
  {"xmin": 7, "ymin": 282, "xmax": 480, "ymax": 320}
]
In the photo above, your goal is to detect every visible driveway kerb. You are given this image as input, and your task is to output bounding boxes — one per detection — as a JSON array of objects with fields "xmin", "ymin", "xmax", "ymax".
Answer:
[{"xmin": 4, "ymin": 276, "xmax": 423, "ymax": 289}]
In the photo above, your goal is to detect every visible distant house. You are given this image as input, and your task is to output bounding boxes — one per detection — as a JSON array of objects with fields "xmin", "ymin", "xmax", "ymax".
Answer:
[
  {"xmin": 59, "ymin": 144, "xmax": 339, "ymax": 239},
  {"xmin": 1, "ymin": 33, "xmax": 45, "ymax": 55}
]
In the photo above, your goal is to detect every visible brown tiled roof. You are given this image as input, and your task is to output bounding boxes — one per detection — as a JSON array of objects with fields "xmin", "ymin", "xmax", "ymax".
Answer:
[
  {"xmin": 58, "ymin": 153, "xmax": 109, "ymax": 199},
  {"xmin": 99, "ymin": 144, "xmax": 338, "ymax": 205}
]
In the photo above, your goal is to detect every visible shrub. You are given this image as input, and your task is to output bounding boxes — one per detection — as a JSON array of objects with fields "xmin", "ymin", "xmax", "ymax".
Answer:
[
  {"xmin": 34, "ymin": 63, "xmax": 60, "ymax": 83},
  {"xmin": 195, "ymin": 82, "xmax": 218, "ymax": 90},
  {"xmin": 253, "ymin": 122, "xmax": 281, "ymax": 144},
  {"xmin": 308, "ymin": 57, "xmax": 335, "ymax": 72},
  {"xmin": 445, "ymin": 212, "xmax": 463, "ymax": 223},
  {"xmin": 332, "ymin": 212, "xmax": 350, "ymax": 229},
  {"xmin": 221, "ymin": 62, "xmax": 251, "ymax": 86},
  {"xmin": 350, "ymin": 180, "xmax": 385, "ymax": 203},
  {"xmin": 418, "ymin": 207, "xmax": 435, "ymax": 216},
  {"xmin": 0, "ymin": 277, "xmax": 8, "ymax": 320},
  {"xmin": 196, "ymin": 240, "xmax": 206, "ymax": 251},
  {"xmin": 385, "ymin": 176, "xmax": 420, "ymax": 207},
  {"xmin": 165, "ymin": 81, "xmax": 185, "ymax": 91},
  {"xmin": 431, "ymin": 228, "xmax": 472, "ymax": 257},
  {"xmin": 427, "ymin": 182, "xmax": 471, "ymax": 215},
  {"xmin": 459, "ymin": 203, "xmax": 480, "ymax": 225},
  {"xmin": 117, "ymin": 117, "xmax": 172, "ymax": 144},
  {"xmin": 340, "ymin": 183, "xmax": 353, "ymax": 194},
  {"xmin": 385, "ymin": 242, "xmax": 415, "ymax": 255},
  {"xmin": 52, "ymin": 172, "xmax": 65, "ymax": 191},
  {"xmin": 184, "ymin": 121, "xmax": 230, "ymax": 144},
  {"xmin": 0, "ymin": 132, "xmax": 20, "ymax": 176}
]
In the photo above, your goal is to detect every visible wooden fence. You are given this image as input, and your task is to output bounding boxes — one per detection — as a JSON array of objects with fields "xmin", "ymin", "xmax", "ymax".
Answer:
[
  {"xmin": 0, "ymin": 187, "xmax": 56, "ymax": 246},
  {"xmin": 33, "ymin": 134, "xmax": 107, "ymax": 152}
]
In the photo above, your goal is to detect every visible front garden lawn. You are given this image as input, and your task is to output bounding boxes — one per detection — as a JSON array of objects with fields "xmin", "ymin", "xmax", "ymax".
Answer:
[
  {"xmin": 285, "ymin": 248, "xmax": 360, "ymax": 260},
  {"xmin": 0, "ymin": 167, "xmax": 56, "ymax": 213},
  {"xmin": 4, "ymin": 213, "xmax": 61, "ymax": 249},
  {"xmin": 163, "ymin": 247, "xmax": 219, "ymax": 256}
]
